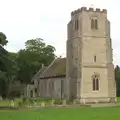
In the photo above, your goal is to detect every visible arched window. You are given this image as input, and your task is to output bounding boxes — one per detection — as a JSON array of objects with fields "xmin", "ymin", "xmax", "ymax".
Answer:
[
  {"xmin": 91, "ymin": 18, "xmax": 98, "ymax": 30},
  {"xmin": 76, "ymin": 19, "xmax": 79, "ymax": 30},
  {"xmin": 91, "ymin": 19, "xmax": 94, "ymax": 29},
  {"xmin": 93, "ymin": 78, "xmax": 96, "ymax": 91},
  {"xmin": 96, "ymin": 78, "xmax": 99, "ymax": 90},
  {"xmin": 92, "ymin": 73, "xmax": 100, "ymax": 91},
  {"xmin": 95, "ymin": 19, "xmax": 98, "ymax": 29},
  {"xmin": 75, "ymin": 19, "xmax": 79, "ymax": 30}
]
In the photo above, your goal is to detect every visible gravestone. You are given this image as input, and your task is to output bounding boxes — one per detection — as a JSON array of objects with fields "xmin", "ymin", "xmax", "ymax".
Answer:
[
  {"xmin": 62, "ymin": 100, "xmax": 66, "ymax": 106},
  {"xmin": 34, "ymin": 101, "xmax": 37, "ymax": 106},
  {"xmin": 73, "ymin": 99, "xmax": 76, "ymax": 105},
  {"xmin": 41, "ymin": 102, "xmax": 45, "ymax": 107},
  {"xmin": 10, "ymin": 100, "xmax": 15, "ymax": 107},
  {"xmin": 51, "ymin": 99, "xmax": 55, "ymax": 106}
]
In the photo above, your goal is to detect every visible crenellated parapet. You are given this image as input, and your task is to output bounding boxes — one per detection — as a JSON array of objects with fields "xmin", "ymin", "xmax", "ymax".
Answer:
[{"xmin": 71, "ymin": 7, "xmax": 107, "ymax": 16}]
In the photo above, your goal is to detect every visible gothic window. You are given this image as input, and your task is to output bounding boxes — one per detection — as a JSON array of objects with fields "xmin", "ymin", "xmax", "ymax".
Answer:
[
  {"xmin": 76, "ymin": 20, "xmax": 79, "ymax": 30},
  {"xmin": 93, "ymin": 78, "xmax": 96, "ymax": 91},
  {"xmin": 91, "ymin": 18, "xmax": 98, "ymax": 30},
  {"xmin": 75, "ymin": 19, "xmax": 79, "ymax": 30},
  {"xmin": 96, "ymin": 78, "xmax": 99, "ymax": 90},
  {"xmin": 95, "ymin": 19, "xmax": 98, "ymax": 29},
  {"xmin": 91, "ymin": 19, "xmax": 94, "ymax": 29},
  {"xmin": 92, "ymin": 73, "xmax": 100, "ymax": 91}
]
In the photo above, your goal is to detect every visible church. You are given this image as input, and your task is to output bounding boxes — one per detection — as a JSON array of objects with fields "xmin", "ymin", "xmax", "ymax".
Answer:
[{"xmin": 27, "ymin": 7, "xmax": 116, "ymax": 103}]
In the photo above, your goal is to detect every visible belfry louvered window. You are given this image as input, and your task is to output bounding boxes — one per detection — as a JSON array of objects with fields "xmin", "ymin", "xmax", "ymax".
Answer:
[
  {"xmin": 75, "ymin": 19, "xmax": 79, "ymax": 30},
  {"xmin": 91, "ymin": 18, "xmax": 98, "ymax": 30}
]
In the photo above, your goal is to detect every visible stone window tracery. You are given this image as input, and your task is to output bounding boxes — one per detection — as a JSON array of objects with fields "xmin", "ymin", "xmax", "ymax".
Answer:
[
  {"xmin": 91, "ymin": 17, "xmax": 98, "ymax": 30},
  {"xmin": 92, "ymin": 73, "xmax": 100, "ymax": 91},
  {"xmin": 75, "ymin": 19, "xmax": 79, "ymax": 30}
]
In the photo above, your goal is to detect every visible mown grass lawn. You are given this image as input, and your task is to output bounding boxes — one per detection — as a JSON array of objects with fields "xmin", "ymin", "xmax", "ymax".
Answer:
[
  {"xmin": 0, "ymin": 107, "xmax": 120, "ymax": 120},
  {"xmin": 0, "ymin": 100, "xmax": 10, "ymax": 107}
]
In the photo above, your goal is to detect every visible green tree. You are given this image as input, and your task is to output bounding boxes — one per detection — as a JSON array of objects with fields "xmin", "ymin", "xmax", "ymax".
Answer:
[
  {"xmin": 0, "ymin": 32, "xmax": 16, "ymax": 98},
  {"xmin": 0, "ymin": 32, "xmax": 8, "ymax": 46},
  {"xmin": 25, "ymin": 38, "xmax": 45, "ymax": 52},
  {"xmin": 8, "ymin": 52, "xmax": 18, "ymax": 81},
  {"xmin": 16, "ymin": 38, "xmax": 56, "ymax": 84},
  {"xmin": 115, "ymin": 65, "xmax": 120, "ymax": 96}
]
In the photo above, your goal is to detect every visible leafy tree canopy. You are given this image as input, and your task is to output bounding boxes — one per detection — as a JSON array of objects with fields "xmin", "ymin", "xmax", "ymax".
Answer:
[
  {"xmin": 0, "ymin": 32, "xmax": 8, "ymax": 46},
  {"xmin": 16, "ymin": 38, "xmax": 56, "ymax": 84}
]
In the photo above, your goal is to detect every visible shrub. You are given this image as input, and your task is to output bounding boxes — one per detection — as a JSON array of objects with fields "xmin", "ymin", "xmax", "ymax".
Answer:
[
  {"xmin": 18, "ymin": 102, "xmax": 22, "ymax": 107},
  {"xmin": 66, "ymin": 99, "xmax": 73, "ymax": 105},
  {"xmin": 54, "ymin": 99, "xmax": 62, "ymax": 105},
  {"xmin": 22, "ymin": 97, "xmax": 27, "ymax": 103},
  {"xmin": 29, "ymin": 98, "xmax": 34, "ymax": 104}
]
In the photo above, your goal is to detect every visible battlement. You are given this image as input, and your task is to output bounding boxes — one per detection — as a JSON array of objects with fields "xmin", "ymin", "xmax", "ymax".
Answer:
[{"xmin": 71, "ymin": 7, "xmax": 107, "ymax": 16}]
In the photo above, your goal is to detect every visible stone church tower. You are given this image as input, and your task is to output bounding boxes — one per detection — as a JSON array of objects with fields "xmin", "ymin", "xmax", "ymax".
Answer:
[{"xmin": 66, "ymin": 7, "xmax": 116, "ymax": 103}]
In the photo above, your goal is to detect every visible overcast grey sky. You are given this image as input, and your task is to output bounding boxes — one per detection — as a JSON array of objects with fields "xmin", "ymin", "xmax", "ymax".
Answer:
[{"xmin": 0, "ymin": 0, "xmax": 120, "ymax": 65}]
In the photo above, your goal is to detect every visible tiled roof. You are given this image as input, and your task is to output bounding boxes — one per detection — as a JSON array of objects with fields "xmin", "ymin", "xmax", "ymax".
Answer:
[
  {"xmin": 40, "ymin": 58, "xmax": 66, "ymax": 78},
  {"xmin": 31, "ymin": 57, "xmax": 66, "ymax": 80}
]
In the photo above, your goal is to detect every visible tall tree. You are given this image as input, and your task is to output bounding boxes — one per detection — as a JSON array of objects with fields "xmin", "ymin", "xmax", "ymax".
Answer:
[
  {"xmin": 0, "ymin": 32, "xmax": 17, "ymax": 98},
  {"xmin": 0, "ymin": 32, "xmax": 8, "ymax": 97},
  {"xmin": 0, "ymin": 32, "xmax": 8, "ymax": 46},
  {"xmin": 16, "ymin": 38, "xmax": 56, "ymax": 84},
  {"xmin": 115, "ymin": 65, "xmax": 120, "ymax": 96}
]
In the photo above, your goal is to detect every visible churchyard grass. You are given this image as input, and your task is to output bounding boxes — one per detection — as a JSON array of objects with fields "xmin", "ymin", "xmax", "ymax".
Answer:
[
  {"xmin": 117, "ymin": 97, "xmax": 120, "ymax": 103},
  {"xmin": 0, "ymin": 98, "xmax": 22, "ymax": 107},
  {"xmin": 0, "ymin": 97, "xmax": 120, "ymax": 107},
  {"xmin": 0, "ymin": 100, "xmax": 10, "ymax": 106},
  {"xmin": 0, "ymin": 107, "xmax": 120, "ymax": 120},
  {"xmin": 0, "ymin": 97, "xmax": 56, "ymax": 107},
  {"xmin": 0, "ymin": 97, "xmax": 120, "ymax": 120}
]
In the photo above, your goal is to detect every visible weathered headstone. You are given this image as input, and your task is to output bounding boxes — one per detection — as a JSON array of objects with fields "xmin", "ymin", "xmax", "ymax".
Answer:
[
  {"xmin": 34, "ymin": 101, "xmax": 37, "ymax": 106},
  {"xmin": 10, "ymin": 100, "xmax": 15, "ymax": 107},
  {"xmin": 41, "ymin": 102, "xmax": 45, "ymax": 107},
  {"xmin": 51, "ymin": 99, "xmax": 55, "ymax": 106},
  {"xmin": 62, "ymin": 100, "xmax": 66, "ymax": 106},
  {"xmin": 73, "ymin": 99, "xmax": 76, "ymax": 105}
]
